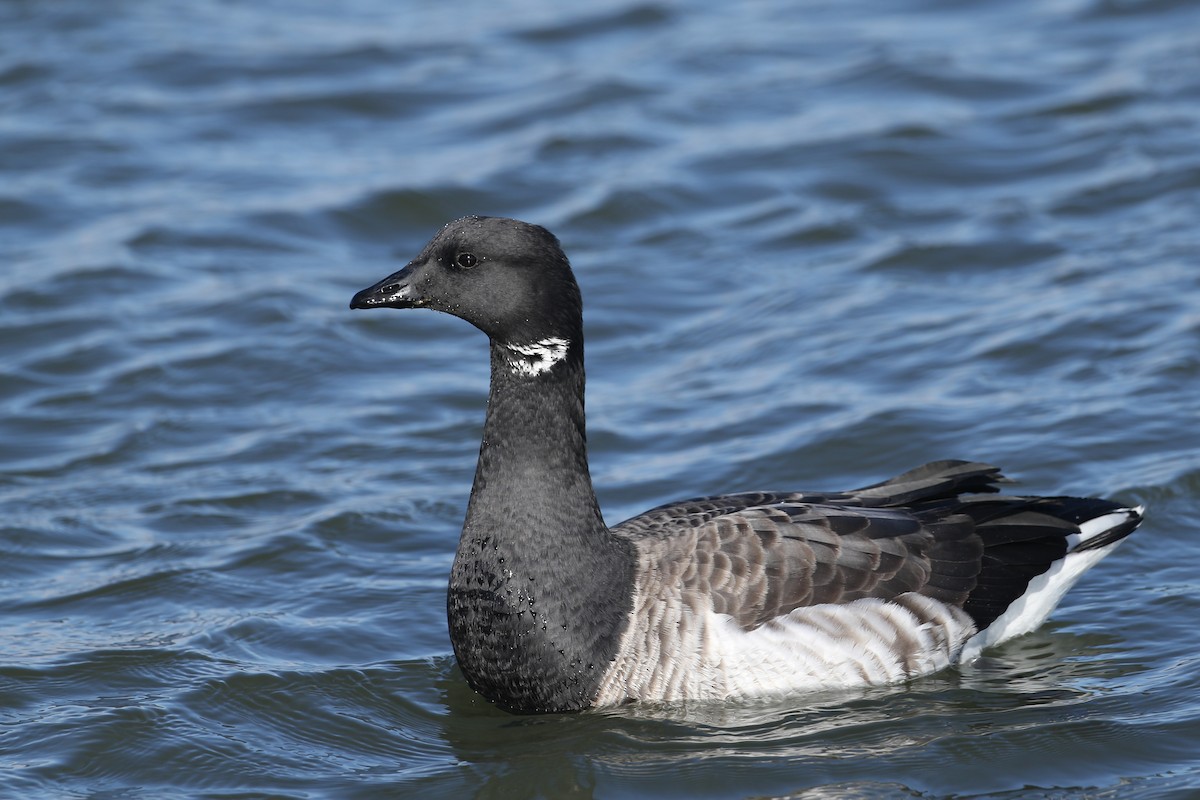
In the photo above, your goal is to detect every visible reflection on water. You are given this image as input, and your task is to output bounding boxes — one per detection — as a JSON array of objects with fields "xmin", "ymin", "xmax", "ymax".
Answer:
[{"xmin": 426, "ymin": 628, "xmax": 1158, "ymax": 797}]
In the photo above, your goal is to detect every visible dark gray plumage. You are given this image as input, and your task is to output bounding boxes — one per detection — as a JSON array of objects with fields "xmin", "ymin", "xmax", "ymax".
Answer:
[{"xmin": 350, "ymin": 216, "xmax": 1142, "ymax": 714}]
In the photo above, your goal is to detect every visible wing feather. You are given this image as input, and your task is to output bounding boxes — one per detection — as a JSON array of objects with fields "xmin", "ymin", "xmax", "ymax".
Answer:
[
  {"xmin": 612, "ymin": 460, "xmax": 1122, "ymax": 634},
  {"xmin": 611, "ymin": 461, "xmax": 1013, "ymax": 631},
  {"xmin": 632, "ymin": 503, "xmax": 967, "ymax": 631}
]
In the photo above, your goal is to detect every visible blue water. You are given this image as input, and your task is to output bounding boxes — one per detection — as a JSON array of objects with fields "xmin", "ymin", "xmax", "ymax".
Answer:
[{"xmin": 2, "ymin": 1, "xmax": 1199, "ymax": 797}]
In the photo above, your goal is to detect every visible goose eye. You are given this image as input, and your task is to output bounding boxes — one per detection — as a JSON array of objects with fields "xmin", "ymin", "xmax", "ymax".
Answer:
[{"xmin": 455, "ymin": 252, "xmax": 478, "ymax": 269}]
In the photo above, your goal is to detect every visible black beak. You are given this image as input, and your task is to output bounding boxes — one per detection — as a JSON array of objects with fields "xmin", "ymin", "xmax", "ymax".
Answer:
[{"xmin": 349, "ymin": 263, "xmax": 420, "ymax": 310}]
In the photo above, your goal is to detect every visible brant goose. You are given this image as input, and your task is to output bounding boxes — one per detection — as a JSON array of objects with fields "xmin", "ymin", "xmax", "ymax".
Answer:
[{"xmin": 350, "ymin": 216, "xmax": 1142, "ymax": 714}]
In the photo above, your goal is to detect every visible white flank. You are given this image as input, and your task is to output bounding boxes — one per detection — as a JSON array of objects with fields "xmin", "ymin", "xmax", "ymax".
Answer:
[
  {"xmin": 595, "ymin": 506, "xmax": 1141, "ymax": 704},
  {"xmin": 594, "ymin": 591, "xmax": 977, "ymax": 705},
  {"xmin": 503, "ymin": 337, "xmax": 569, "ymax": 377},
  {"xmin": 959, "ymin": 506, "xmax": 1141, "ymax": 662}
]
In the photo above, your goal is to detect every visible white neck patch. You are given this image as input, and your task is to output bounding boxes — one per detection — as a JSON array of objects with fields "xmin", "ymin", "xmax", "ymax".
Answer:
[{"xmin": 502, "ymin": 337, "xmax": 570, "ymax": 377}]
